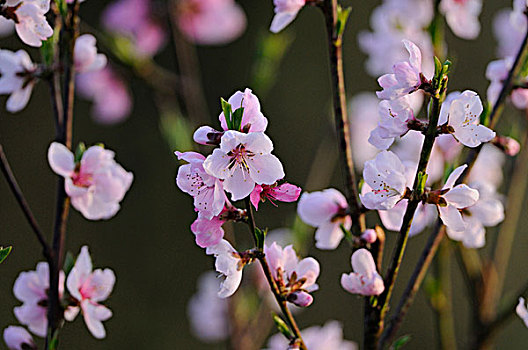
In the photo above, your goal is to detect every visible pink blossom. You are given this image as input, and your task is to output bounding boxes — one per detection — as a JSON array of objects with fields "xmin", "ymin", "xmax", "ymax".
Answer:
[
  {"xmin": 175, "ymin": 151, "xmax": 226, "ymax": 219},
  {"xmin": 76, "ymin": 67, "xmax": 132, "ymax": 124},
  {"xmin": 102, "ymin": 0, "xmax": 166, "ymax": 57},
  {"xmin": 219, "ymin": 88, "xmax": 268, "ymax": 132},
  {"xmin": 191, "ymin": 216, "xmax": 225, "ymax": 248},
  {"xmin": 297, "ymin": 188, "xmax": 351, "ymax": 249},
  {"xmin": 377, "ymin": 40, "xmax": 429, "ymax": 100},
  {"xmin": 265, "ymin": 242, "xmax": 320, "ymax": 306},
  {"xmin": 205, "ymin": 239, "xmax": 243, "ymax": 298},
  {"xmin": 74, "ymin": 34, "xmax": 107, "ymax": 73},
  {"xmin": 3, "ymin": 0, "xmax": 53, "ymax": 47},
  {"xmin": 468, "ymin": 144, "xmax": 505, "ymax": 188},
  {"xmin": 203, "ymin": 130, "xmax": 284, "ymax": 201},
  {"xmin": 369, "ymin": 97, "xmax": 415, "ymax": 150},
  {"xmin": 250, "ymin": 182, "xmax": 301, "ymax": 210},
  {"xmin": 265, "ymin": 321, "xmax": 357, "ymax": 350},
  {"xmin": 440, "ymin": 0, "xmax": 482, "ymax": 39},
  {"xmin": 187, "ymin": 272, "xmax": 229, "ymax": 342},
  {"xmin": 341, "ymin": 249, "xmax": 384, "ymax": 296},
  {"xmin": 486, "ymin": 58, "xmax": 528, "ymax": 110},
  {"xmin": 493, "ymin": 7, "xmax": 526, "ymax": 59},
  {"xmin": 176, "ymin": 0, "xmax": 246, "ymax": 45},
  {"xmin": 12, "ymin": 262, "xmax": 64, "ymax": 337},
  {"xmin": 193, "ymin": 126, "xmax": 223, "ymax": 146},
  {"xmin": 0, "ymin": 49, "xmax": 36, "ymax": 112},
  {"xmin": 66, "ymin": 246, "xmax": 116, "ymax": 339},
  {"xmin": 48, "ymin": 142, "xmax": 134, "ymax": 220},
  {"xmin": 3, "ymin": 326, "xmax": 36, "ymax": 350},
  {"xmin": 492, "ymin": 135, "xmax": 521, "ymax": 156},
  {"xmin": 360, "ymin": 151, "xmax": 408, "ymax": 210},
  {"xmin": 270, "ymin": 0, "xmax": 305, "ymax": 33}
]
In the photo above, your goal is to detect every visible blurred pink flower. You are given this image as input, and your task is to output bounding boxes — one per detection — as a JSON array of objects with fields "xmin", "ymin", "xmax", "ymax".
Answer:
[
  {"xmin": 3, "ymin": 326, "xmax": 36, "ymax": 350},
  {"xmin": 270, "ymin": 0, "xmax": 305, "ymax": 33},
  {"xmin": 341, "ymin": 248, "xmax": 384, "ymax": 296},
  {"xmin": 361, "ymin": 229, "xmax": 377, "ymax": 244},
  {"xmin": 440, "ymin": 0, "xmax": 482, "ymax": 39},
  {"xmin": 176, "ymin": 0, "xmax": 246, "ymax": 45},
  {"xmin": 250, "ymin": 182, "xmax": 301, "ymax": 210},
  {"xmin": 368, "ymin": 97, "xmax": 415, "ymax": 150},
  {"xmin": 74, "ymin": 34, "xmax": 107, "ymax": 73},
  {"xmin": 48, "ymin": 142, "xmax": 134, "ymax": 220},
  {"xmin": 66, "ymin": 246, "xmax": 116, "ymax": 339},
  {"xmin": 297, "ymin": 188, "xmax": 351, "ymax": 250},
  {"xmin": 0, "ymin": 49, "xmax": 36, "ymax": 113},
  {"xmin": 102, "ymin": 0, "xmax": 166, "ymax": 57},
  {"xmin": 76, "ymin": 67, "xmax": 132, "ymax": 124}
]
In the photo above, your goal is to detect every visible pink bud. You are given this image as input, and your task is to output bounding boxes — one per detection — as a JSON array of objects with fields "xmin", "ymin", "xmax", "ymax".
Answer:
[
  {"xmin": 492, "ymin": 135, "xmax": 521, "ymax": 156},
  {"xmin": 193, "ymin": 126, "xmax": 223, "ymax": 145},
  {"xmin": 361, "ymin": 229, "xmax": 377, "ymax": 244},
  {"xmin": 287, "ymin": 291, "xmax": 313, "ymax": 307}
]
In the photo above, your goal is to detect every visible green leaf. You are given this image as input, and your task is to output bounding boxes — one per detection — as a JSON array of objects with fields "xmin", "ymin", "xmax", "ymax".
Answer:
[
  {"xmin": 54, "ymin": 0, "xmax": 68, "ymax": 20},
  {"xmin": 74, "ymin": 142, "xmax": 86, "ymax": 163},
  {"xmin": 433, "ymin": 56, "xmax": 442, "ymax": 81},
  {"xmin": 40, "ymin": 25, "xmax": 60, "ymax": 67},
  {"xmin": 221, "ymin": 98, "xmax": 233, "ymax": 129},
  {"xmin": 415, "ymin": 171, "xmax": 428, "ymax": 197},
  {"xmin": 336, "ymin": 6, "xmax": 352, "ymax": 43},
  {"xmin": 340, "ymin": 224, "xmax": 354, "ymax": 243},
  {"xmin": 391, "ymin": 335, "xmax": 411, "ymax": 349},
  {"xmin": 0, "ymin": 246, "xmax": 12, "ymax": 264},
  {"xmin": 232, "ymin": 107, "xmax": 244, "ymax": 131},
  {"xmin": 254, "ymin": 227, "xmax": 267, "ymax": 250},
  {"xmin": 272, "ymin": 314, "xmax": 295, "ymax": 340},
  {"xmin": 63, "ymin": 251, "xmax": 75, "ymax": 276}
]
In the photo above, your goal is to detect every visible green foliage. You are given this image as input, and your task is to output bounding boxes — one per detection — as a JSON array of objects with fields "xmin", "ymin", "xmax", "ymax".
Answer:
[
  {"xmin": 63, "ymin": 251, "xmax": 75, "ymax": 277},
  {"xmin": 336, "ymin": 6, "xmax": 352, "ymax": 43},
  {"xmin": 74, "ymin": 142, "xmax": 86, "ymax": 163},
  {"xmin": 0, "ymin": 246, "xmax": 12, "ymax": 264},
  {"xmin": 220, "ymin": 99, "xmax": 244, "ymax": 131},
  {"xmin": 254, "ymin": 227, "xmax": 267, "ymax": 250},
  {"xmin": 391, "ymin": 335, "xmax": 412, "ymax": 349},
  {"xmin": 415, "ymin": 171, "xmax": 428, "ymax": 198},
  {"xmin": 272, "ymin": 314, "xmax": 294, "ymax": 341}
]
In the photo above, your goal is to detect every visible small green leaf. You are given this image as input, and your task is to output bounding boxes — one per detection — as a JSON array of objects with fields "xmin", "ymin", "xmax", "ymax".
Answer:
[
  {"xmin": 54, "ymin": 0, "xmax": 68, "ymax": 20},
  {"xmin": 232, "ymin": 107, "xmax": 244, "ymax": 131},
  {"xmin": 74, "ymin": 142, "xmax": 86, "ymax": 163},
  {"xmin": 63, "ymin": 251, "xmax": 75, "ymax": 276},
  {"xmin": 336, "ymin": 6, "xmax": 352, "ymax": 42},
  {"xmin": 254, "ymin": 227, "xmax": 267, "ymax": 250},
  {"xmin": 340, "ymin": 224, "xmax": 354, "ymax": 243},
  {"xmin": 391, "ymin": 335, "xmax": 411, "ymax": 349},
  {"xmin": 0, "ymin": 246, "xmax": 12, "ymax": 264},
  {"xmin": 272, "ymin": 314, "xmax": 295, "ymax": 340},
  {"xmin": 433, "ymin": 56, "xmax": 442, "ymax": 81},
  {"xmin": 415, "ymin": 171, "xmax": 428, "ymax": 197},
  {"xmin": 221, "ymin": 98, "xmax": 233, "ymax": 129}
]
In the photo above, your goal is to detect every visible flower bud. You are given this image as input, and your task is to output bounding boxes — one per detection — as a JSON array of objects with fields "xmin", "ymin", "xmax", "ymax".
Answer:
[
  {"xmin": 287, "ymin": 291, "xmax": 313, "ymax": 307},
  {"xmin": 361, "ymin": 229, "xmax": 377, "ymax": 244},
  {"xmin": 3, "ymin": 326, "xmax": 36, "ymax": 350},
  {"xmin": 193, "ymin": 126, "xmax": 223, "ymax": 146},
  {"xmin": 492, "ymin": 135, "xmax": 521, "ymax": 156}
]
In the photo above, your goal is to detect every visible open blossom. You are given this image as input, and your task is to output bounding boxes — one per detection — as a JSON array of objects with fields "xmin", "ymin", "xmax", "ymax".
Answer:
[
  {"xmin": 13, "ymin": 262, "xmax": 64, "ymax": 337},
  {"xmin": 517, "ymin": 297, "xmax": 528, "ymax": 328},
  {"xmin": 187, "ymin": 272, "xmax": 229, "ymax": 343},
  {"xmin": 377, "ymin": 40, "xmax": 429, "ymax": 100},
  {"xmin": 446, "ymin": 182, "xmax": 504, "ymax": 248},
  {"xmin": 360, "ymin": 151, "xmax": 408, "ymax": 210},
  {"xmin": 203, "ymin": 131, "xmax": 284, "ymax": 201},
  {"xmin": 74, "ymin": 34, "xmax": 107, "ymax": 73},
  {"xmin": 435, "ymin": 165, "xmax": 479, "ymax": 232},
  {"xmin": 341, "ymin": 249, "xmax": 384, "ymax": 296},
  {"xmin": 297, "ymin": 189, "xmax": 351, "ymax": 250},
  {"xmin": 48, "ymin": 142, "xmax": 134, "ymax": 220},
  {"xmin": 250, "ymin": 182, "xmax": 301, "ymax": 210},
  {"xmin": 191, "ymin": 216, "xmax": 225, "ymax": 248},
  {"xmin": 3, "ymin": 326, "xmax": 36, "ymax": 350},
  {"xmin": 0, "ymin": 49, "xmax": 36, "ymax": 112},
  {"xmin": 486, "ymin": 58, "xmax": 528, "ymax": 109},
  {"xmin": 493, "ymin": 5, "xmax": 526, "ymax": 59},
  {"xmin": 265, "ymin": 321, "xmax": 357, "ymax": 350},
  {"xmin": 76, "ymin": 67, "xmax": 132, "ymax": 124},
  {"xmin": 176, "ymin": 151, "xmax": 226, "ymax": 219},
  {"xmin": 468, "ymin": 144, "xmax": 505, "ymax": 188},
  {"xmin": 219, "ymin": 88, "xmax": 268, "ymax": 133},
  {"xmin": 440, "ymin": 0, "xmax": 482, "ymax": 39},
  {"xmin": 369, "ymin": 97, "xmax": 415, "ymax": 150},
  {"xmin": 270, "ymin": 0, "xmax": 305, "ymax": 33},
  {"xmin": 265, "ymin": 242, "xmax": 320, "ymax": 307},
  {"xmin": 206, "ymin": 239, "xmax": 244, "ymax": 298},
  {"xmin": 102, "ymin": 0, "xmax": 166, "ymax": 57},
  {"xmin": 67, "ymin": 246, "xmax": 115, "ymax": 339},
  {"xmin": 176, "ymin": 0, "xmax": 246, "ymax": 45},
  {"xmin": 2, "ymin": 0, "xmax": 53, "ymax": 47}
]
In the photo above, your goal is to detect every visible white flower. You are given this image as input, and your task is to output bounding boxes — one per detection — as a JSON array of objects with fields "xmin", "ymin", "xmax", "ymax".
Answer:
[
  {"xmin": 74, "ymin": 34, "xmax": 107, "ymax": 73},
  {"xmin": 440, "ymin": 90, "xmax": 495, "ymax": 147},
  {"xmin": 436, "ymin": 165, "xmax": 479, "ymax": 232},
  {"xmin": 297, "ymin": 188, "xmax": 351, "ymax": 250},
  {"xmin": 206, "ymin": 239, "xmax": 243, "ymax": 298},
  {"xmin": 446, "ymin": 182, "xmax": 504, "ymax": 248},
  {"xmin": 270, "ymin": 0, "xmax": 305, "ymax": 33},
  {"xmin": 341, "ymin": 249, "xmax": 384, "ymax": 296},
  {"xmin": 0, "ymin": 49, "xmax": 36, "ymax": 112},
  {"xmin": 379, "ymin": 200, "xmax": 437, "ymax": 237},
  {"xmin": 517, "ymin": 297, "xmax": 528, "ymax": 328},
  {"xmin": 440, "ymin": 0, "xmax": 482, "ymax": 39},
  {"xmin": 360, "ymin": 151, "xmax": 408, "ymax": 210},
  {"xmin": 203, "ymin": 130, "xmax": 284, "ymax": 201},
  {"xmin": 4, "ymin": 0, "xmax": 53, "ymax": 47},
  {"xmin": 369, "ymin": 97, "xmax": 415, "ymax": 150}
]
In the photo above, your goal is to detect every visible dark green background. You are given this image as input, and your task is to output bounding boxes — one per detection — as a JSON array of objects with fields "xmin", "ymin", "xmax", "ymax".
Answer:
[{"xmin": 2, "ymin": 0, "xmax": 528, "ymax": 348}]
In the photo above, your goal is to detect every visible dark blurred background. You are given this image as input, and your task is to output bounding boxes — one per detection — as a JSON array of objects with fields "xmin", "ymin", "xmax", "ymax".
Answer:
[{"xmin": 2, "ymin": 0, "xmax": 528, "ymax": 349}]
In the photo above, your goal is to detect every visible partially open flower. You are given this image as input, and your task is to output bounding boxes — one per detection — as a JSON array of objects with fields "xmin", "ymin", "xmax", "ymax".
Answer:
[
  {"xmin": 74, "ymin": 34, "xmax": 107, "ymax": 73},
  {"xmin": 206, "ymin": 239, "xmax": 245, "ymax": 298},
  {"xmin": 341, "ymin": 249, "xmax": 384, "ymax": 296},
  {"xmin": 0, "ymin": 49, "xmax": 37, "ymax": 112},
  {"xmin": 3, "ymin": 326, "xmax": 36, "ymax": 350}
]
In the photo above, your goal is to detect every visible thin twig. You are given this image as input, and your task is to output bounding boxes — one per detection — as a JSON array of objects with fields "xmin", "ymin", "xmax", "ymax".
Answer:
[{"xmin": 0, "ymin": 145, "xmax": 52, "ymax": 262}]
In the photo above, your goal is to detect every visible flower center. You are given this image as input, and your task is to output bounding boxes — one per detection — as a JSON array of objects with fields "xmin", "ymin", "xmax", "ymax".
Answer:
[
  {"xmin": 72, "ymin": 171, "xmax": 93, "ymax": 188},
  {"xmin": 227, "ymin": 144, "xmax": 255, "ymax": 173}
]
